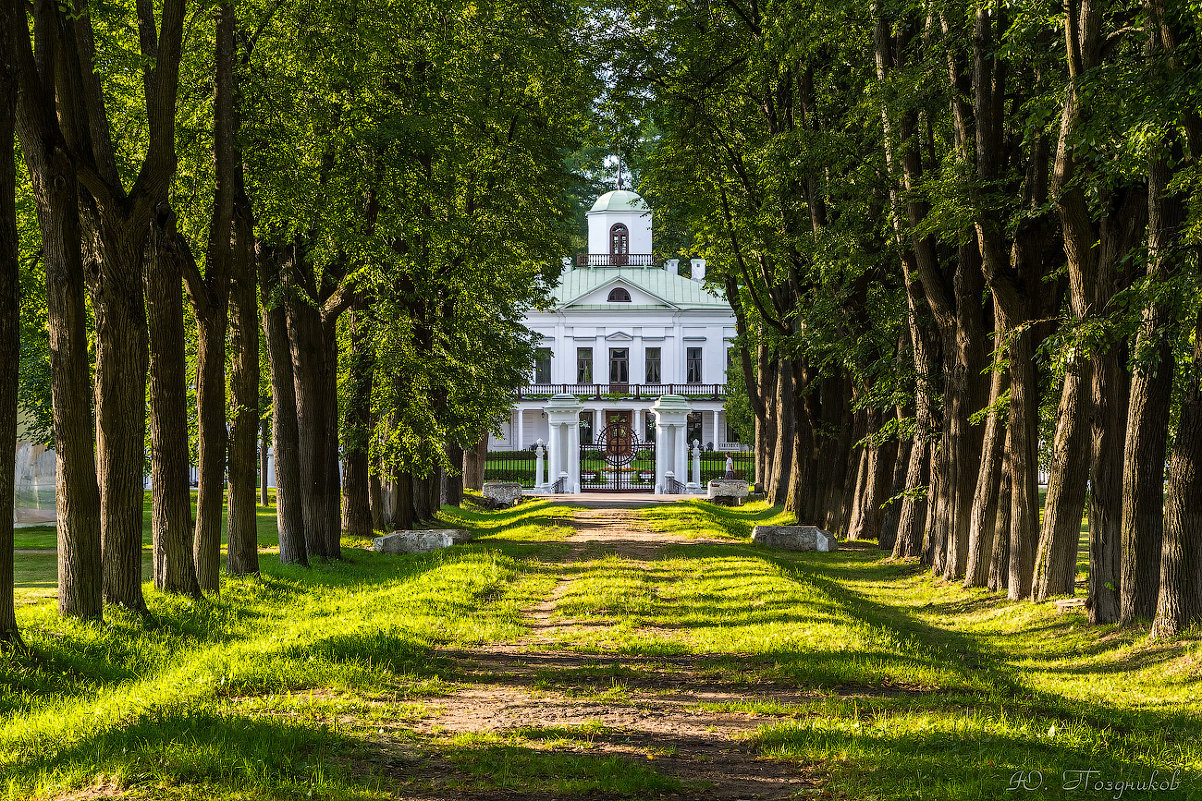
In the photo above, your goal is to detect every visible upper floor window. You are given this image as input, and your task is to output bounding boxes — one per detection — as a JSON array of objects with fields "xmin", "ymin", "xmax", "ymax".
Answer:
[
  {"xmin": 645, "ymin": 347, "xmax": 661, "ymax": 384},
  {"xmin": 576, "ymin": 347, "xmax": 593, "ymax": 383},
  {"xmin": 686, "ymin": 347, "xmax": 703, "ymax": 384},
  {"xmin": 534, "ymin": 348, "xmax": 551, "ymax": 384},
  {"xmin": 607, "ymin": 287, "xmax": 631, "ymax": 302},
  {"xmin": 610, "ymin": 223, "xmax": 629, "ymax": 265}
]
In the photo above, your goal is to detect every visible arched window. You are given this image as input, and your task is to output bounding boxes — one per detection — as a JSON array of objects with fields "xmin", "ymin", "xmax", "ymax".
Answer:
[
  {"xmin": 609, "ymin": 223, "xmax": 629, "ymax": 265},
  {"xmin": 607, "ymin": 287, "xmax": 631, "ymax": 302}
]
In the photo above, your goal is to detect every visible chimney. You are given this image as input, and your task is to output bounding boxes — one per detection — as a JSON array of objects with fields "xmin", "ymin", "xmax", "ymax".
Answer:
[
  {"xmin": 562, "ymin": 256, "xmax": 572, "ymax": 273},
  {"xmin": 690, "ymin": 258, "xmax": 706, "ymax": 281},
  {"xmin": 665, "ymin": 258, "xmax": 679, "ymax": 276}
]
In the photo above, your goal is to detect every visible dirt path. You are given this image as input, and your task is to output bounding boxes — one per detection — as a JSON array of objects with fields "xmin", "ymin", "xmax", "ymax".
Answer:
[{"xmin": 407, "ymin": 508, "xmax": 821, "ymax": 800}]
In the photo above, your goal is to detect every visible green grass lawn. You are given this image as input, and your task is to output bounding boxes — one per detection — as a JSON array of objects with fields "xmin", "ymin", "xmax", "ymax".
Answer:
[
  {"xmin": 3, "ymin": 497, "xmax": 1199, "ymax": 800},
  {"xmin": 2, "ymin": 498, "xmax": 577, "ymax": 800},
  {"xmin": 14, "ymin": 489, "xmax": 284, "ymax": 551}
]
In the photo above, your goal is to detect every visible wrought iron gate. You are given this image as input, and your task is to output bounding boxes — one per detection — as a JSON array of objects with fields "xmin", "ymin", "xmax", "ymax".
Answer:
[{"xmin": 580, "ymin": 420, "xmax": 655, "ymax": 492}]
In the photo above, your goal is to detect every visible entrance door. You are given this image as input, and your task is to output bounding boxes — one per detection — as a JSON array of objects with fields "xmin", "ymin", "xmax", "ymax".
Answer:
[{"xmin": 606, "ymin": 411, "xmax": 632, "ymax": 457}]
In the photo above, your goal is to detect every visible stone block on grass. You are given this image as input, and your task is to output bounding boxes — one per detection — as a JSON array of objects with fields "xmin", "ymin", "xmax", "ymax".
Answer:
[
  {"xmin": 373, "ymin": 529, "xmax": 472, "ymax": 554},
  {"xmin": 751, "ymin": 525, "xmax": 838, "ymax": 552},
  {"xmin": 482, "ymin": 482, "xmax": 524, "ymax": 507},
  {"xmin": 707, "ymin": 479, "xmax": 749, "ymax": 506}
]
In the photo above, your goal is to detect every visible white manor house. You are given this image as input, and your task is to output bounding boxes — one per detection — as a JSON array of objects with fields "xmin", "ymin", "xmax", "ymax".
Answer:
[{"xmin": 490, "ymin": 185, "xmax": 747, "ymax": 493}]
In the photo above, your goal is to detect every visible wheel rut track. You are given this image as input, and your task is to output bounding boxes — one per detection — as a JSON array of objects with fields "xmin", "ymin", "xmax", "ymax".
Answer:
[{"xmin": 393, "ymin": 507, "xmax": 822, "ymax": 800}]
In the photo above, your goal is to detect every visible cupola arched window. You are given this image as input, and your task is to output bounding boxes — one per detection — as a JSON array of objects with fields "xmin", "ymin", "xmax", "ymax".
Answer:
[
  {"xmin": 609, "ymin": 223, "xmax": 629, "ymax": 265},
  {"xmin": 607, "ymin": 287, "xmax": 632, "ymax": 303}
]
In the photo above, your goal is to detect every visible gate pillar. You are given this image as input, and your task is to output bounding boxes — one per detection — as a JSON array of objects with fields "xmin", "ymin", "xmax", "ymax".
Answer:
[
  {"xmin": 651, "ymin": 394, "xmax": 692, "ymax": 494},
  {"xmin": 544, "ymin": 394, "xmax": 583, "ymax": 493}
]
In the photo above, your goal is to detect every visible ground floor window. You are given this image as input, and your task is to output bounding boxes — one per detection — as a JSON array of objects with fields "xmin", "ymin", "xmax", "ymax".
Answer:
[{"xmin": 687, "ymin": 412, "xmax": 703, "ymax": 447}]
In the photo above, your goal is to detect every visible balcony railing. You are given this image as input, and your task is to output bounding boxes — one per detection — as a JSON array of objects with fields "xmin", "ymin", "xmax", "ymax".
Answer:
[
  {"xmin": 519, "ymin": 383, "xmax": 725, "ymax": 399},
  {"xmin": 576, "ymin": 253, "xmax": 656, "ymax": 267}
]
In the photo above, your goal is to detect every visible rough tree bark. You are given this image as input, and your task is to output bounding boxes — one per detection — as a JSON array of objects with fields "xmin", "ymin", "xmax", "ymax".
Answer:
[
  {"xmin": 1032, "ymin": 356, "xmax": 1092, "ymax": 600},
  {"xmin": 259, "ymin": 246, "xmax": 306, "ymax": 565},
  {"xmin": 287, "ymin": 292, "xmax": 336, "ymax": 560},
  {"xmin": 1119, "ymin": 141, "xmax": 1181, "ymax": 622},
  {"xmin": 965, "ymin": 317, "xmax": 1009, "ymax": 588},
  {"xmin": 226, "ymin": 195, "xmax": 259, "ymax": 576},
  {"xmin": 5, "ymin": 0, "xmax": 104, "ymax": 618},
  {"xmin": 341, "ymin": 308, "xmax": 375, "ymax": 537},
  {"xmin": 145, "ymin": 207, "xmax": 201, "ymax": 596},
  {"xmin": 260, "ymin": 418, "xmax": 271, "ymax": 507},
  {"xmin": 1153, "ymin": 308, "xmax": 1202, "ymax": 638},
  {"xmin": 0, "ymin": 49, "xmax": 22, "ymax": 646}
]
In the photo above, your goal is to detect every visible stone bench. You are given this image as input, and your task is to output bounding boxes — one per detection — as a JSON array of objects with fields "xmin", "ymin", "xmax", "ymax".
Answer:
[
  {"xmin": 373, "ymin": 529, "xmax": 472, "ymax": 554},
  {"xmin": 751, "ymin": 525, "xmax": 838, "ymax": 552},
  {"xmin": 482, "ymin": 481, "xmax": 524, "ymax": 508},
  {"xmin": 707, "ymin": 479, "xmax": 750, "ymax": 506}
]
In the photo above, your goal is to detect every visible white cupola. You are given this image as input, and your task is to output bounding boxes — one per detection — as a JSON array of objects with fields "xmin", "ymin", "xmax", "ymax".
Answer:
[{"xmin": 586, "ymin": 188, "xmax": 652, "ymax": 265}]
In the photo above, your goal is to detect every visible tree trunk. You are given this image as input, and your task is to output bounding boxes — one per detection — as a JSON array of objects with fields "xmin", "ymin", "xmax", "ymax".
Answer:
[
  {"xmin": 823, "ymin": 383, "xmax": 855, "ymax": 532},
  {"xmin": 444, "ymin": 444, "xmax": 465, "ymax": 507},
  {"xmin": 1153, "ymin": 308, "xmax": 1202, "ymax": 638},
  {"xmin": 1088, "ymin": 345, "xmax": 1127, "ymax": 622},
  {"xmin": 846, "ymin": 412, "xmax": 873, "ymax": 540},
  {"xmin": 193, "ymin": 311, "xmax": 227, "ymax": 590},
  {"xmin": 1032, "ymin": 357, "xmax": 1092, "ymax": 600},
  {"xmin": 12, "ymin": 101, "xmax": 104, "ymax": 619},
  {"xmin": 988, "ymin": 424, "xmax": 1012, "ymax": 592},
  {"xmin": 88, "ymin": 231, "xmax": 149, "ymax": 613},
  {"xmin": 1119, "ymin": 149, "xmax": 1181, "ymax": 623},
  {"xmin": 767, "ymin": 358, "xmax": 794, "ymax": 506},
  {"xmin": 260, "ymin": 417, "xmax": 270, "ymax": 506},
  {"xmin": 756, "ymin": 345, "xmax": 777, "ymax": 492},
  {"xmin": 322, "ymin": 320, "xmax": 342, "ymax": 556},
  {"xmin": 226, "ymin": 215, "xmax": 260, "ymax": 577},
  {"xmin": 341, "ymin": 309, "xmax": 374, "ymax": 537},
  {"xmin": 145, "ymin": 208, "xmax": 201, "ymax": 597},
  {"xmin": 1007, "ymin": 328, "xmax": 1040, "ymax": 599},
  {"xmin": 288, "ymin": 295, "xmax": 334, "ymax": 560},
  {"xmin": 259, "ymin": 248, "xmax": 305, "ymax": 565},
  {"xmin": 369, "ymin": 470, "xmax": 384, "ymax": 532},
  {"xmin": 880, "ymin": 406, "xmax": 911, "ymax": 553},
  {"xmin": 965, "ymin": 345, "xmax": 1008, "ymax": 588},
  {"xmin": 0, "ymin": 60, "xmax": 22, "ymax": 645}
]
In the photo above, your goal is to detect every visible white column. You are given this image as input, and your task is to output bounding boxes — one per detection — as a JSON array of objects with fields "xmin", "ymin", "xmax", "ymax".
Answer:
[
  {"xmin": 535, "ymin": 439, "xmax": 546, "ymax": 489},
  {"xmin": 689, "ymin": 440, "xmax": 701, "ymax": 491},
  {"xmin": 546, "ymin": 424, "xmax": 561, "ymax": 489},
  {"xmin": 516, "ymin": 409, "xmax": 525, "ymax": 451},
  {"xmin": 675, "ymin": 426, "xmax": 688, "ymax": 486},
  {"xmin": 544, "ymin": 394, "xmax": 583, "ymax": 493},
  {"xmin": 632, "ymin": 408, "xmax": 643, "ymax": 443},
  {"xmin": 717, "ymin": 410, "xmax": 726, "ymax": 448},
  {"xmin": 567, "ymin": 418, "xmax": 581, "ymax": 492},
  {"xmin": 651, "ymin": 394, "xmax": 692, "ymax": 495}
]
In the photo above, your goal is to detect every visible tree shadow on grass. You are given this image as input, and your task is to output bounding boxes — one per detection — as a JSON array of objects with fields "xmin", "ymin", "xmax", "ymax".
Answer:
[{"xmin": 4, "ymin": 703, "xmax": 384, "ymax": 801}]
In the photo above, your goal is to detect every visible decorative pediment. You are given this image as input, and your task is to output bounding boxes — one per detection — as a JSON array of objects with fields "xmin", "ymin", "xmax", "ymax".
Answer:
[{"xmin": 605, "ymin": 331, "xmax": 634, "ymax": 341}]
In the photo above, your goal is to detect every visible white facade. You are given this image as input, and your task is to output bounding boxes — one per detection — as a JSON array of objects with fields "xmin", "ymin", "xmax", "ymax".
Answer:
[{"xmin": 491, "ymin": 188, "xmax": 746, "ymax": 456}]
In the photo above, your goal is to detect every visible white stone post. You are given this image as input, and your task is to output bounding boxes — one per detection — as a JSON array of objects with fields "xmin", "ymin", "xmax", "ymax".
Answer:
[
  {"xmin": 516, "ymin": 409, "xmax": 525, "ymax": 451},
  {"xmin": 689, "ymin": 440, "xmax": 701, "ymax": 493},
  {"xmin": 543, "ymin": 394, "xmax": 583, "ymax": 493},
  {"xmin": 651, "ymin": 394, "xmax": 692, "ymax": 494},
  {"xmin": 535, "ymin": 438, "xmax": 546, "ymax": 490}
]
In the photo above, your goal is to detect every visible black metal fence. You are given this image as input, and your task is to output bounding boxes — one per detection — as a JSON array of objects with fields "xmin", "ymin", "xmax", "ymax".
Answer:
[
  {"xmin": 696, "ymin": 450, "xmax": 756, "ymax": 488},
  {"xmin": 483, "ymin": 450, "xmax": 537, "ymax": 489}
]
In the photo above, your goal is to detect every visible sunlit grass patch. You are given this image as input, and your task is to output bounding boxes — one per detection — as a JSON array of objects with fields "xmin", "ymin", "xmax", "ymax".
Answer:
[{"xmin": 640, "ymin": 498, "xmax": 791, "ymax": 540}]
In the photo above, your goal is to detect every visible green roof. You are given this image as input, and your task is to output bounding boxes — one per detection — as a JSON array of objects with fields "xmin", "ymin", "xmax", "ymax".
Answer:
[
  {"xmin": 588, "ymin": 190, "xmax": 649, "ymax": 213},
  {"xmin": 551, "ymin": 267, "xmax": 729, "ymax": 310}
]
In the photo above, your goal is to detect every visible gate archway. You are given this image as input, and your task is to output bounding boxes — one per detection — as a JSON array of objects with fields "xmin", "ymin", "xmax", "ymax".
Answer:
[{"xmin": 580, "ymin": 418, "xmax": 655, "ymax": 492}]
